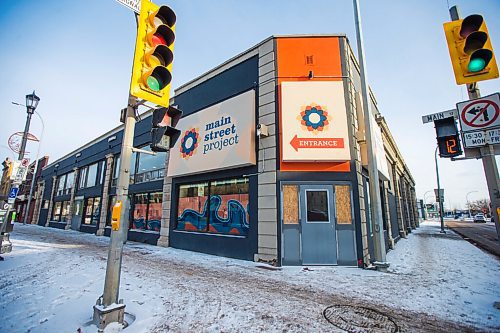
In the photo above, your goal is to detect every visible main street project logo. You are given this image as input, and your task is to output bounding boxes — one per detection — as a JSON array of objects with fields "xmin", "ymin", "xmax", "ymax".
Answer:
[
  {"xmin": 298, "ymin": 103, "xmax": 331, "ymax": 133},
  {"xmin": 180, "ymin": 128, "xmax": 200, "ymax": 159},
  {"xmin": 290, "ymin": 102, "xmax": 344, "ymax": 152}
]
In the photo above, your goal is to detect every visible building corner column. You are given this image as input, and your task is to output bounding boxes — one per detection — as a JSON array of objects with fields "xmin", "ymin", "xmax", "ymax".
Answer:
[
  {"xmin": 97, "ymin": 154, "xmax": 114, "ymax": 236},
  {"xmin": 65, "ymin": 167, "xmax": 79, "ymax": 230},
  {"xmin": 31, "ymin": 180, "xmax": 45, "ymax": 225},
  {"xmin": 158, "ymin": 151, "xmax": 171, "ymax": 247},
  {"xmin": 45, "ymin": 175, "xmax": 57, "ymax": 227}
]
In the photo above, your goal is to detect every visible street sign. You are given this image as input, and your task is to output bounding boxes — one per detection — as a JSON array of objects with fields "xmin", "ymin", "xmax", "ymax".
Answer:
[
  {"xmin": 457, "ymin": 93, "xmax": 500, "ymax": 132},
  {"xmin": 115, "ymin": 0, "xmax": 141, "ymax": 13},
  {"xmin": 463, "ymin": 128, "xmax": 500, "ymax": 147},
  {"xmin": 8, "ymin": 187, "xmax": 18, "ymax": 200},
  {"xmin": 421, "ymin": 109, "xmax": 457, "ymax": 124},
  {"xmin": 21, "ymin": 158, "xmax": 30, "ymax": 167}
]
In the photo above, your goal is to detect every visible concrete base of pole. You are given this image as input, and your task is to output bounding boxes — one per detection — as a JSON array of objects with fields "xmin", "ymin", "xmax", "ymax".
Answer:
[
  {"xmin": 93, "ymin": 303, "xmax": 126, "ymax": 331},
  {"xmin": 1, "ymin": 233, "xmax": 12, "ymax": 255},
  {"xmin": 373, "ymin": 261, "xmax": 390, "ymax": 272}
]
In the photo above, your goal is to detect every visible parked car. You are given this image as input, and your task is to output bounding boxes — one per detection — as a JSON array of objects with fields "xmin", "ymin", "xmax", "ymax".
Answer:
[{"xmin": 473, "ymin": 214, "xmax": 486, "ymax": 223}]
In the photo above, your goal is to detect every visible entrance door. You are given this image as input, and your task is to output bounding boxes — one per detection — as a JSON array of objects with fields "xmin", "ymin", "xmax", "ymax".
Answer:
[
  {"xmin": 71, "ymin": 198, "xmax": 83, "ymax": 231},
  {"xmin": 300, "ymin": 185, "xmax": 337, "ymax": 265}
]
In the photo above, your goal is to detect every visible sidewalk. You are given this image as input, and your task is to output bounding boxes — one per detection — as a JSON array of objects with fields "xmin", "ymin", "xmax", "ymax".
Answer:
[{"xmin": 0, "ymin": 221, "xmax": 499, "ymax": 332}]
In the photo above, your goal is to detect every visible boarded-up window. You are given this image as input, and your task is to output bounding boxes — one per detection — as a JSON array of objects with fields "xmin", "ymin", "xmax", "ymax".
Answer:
[
  {"xmin": 335, "ymin": 185, "xmax": 352, "ymax": 224},
  {"xmin": 283, "ymin": 185, "xmax": 299, "ymax": 224}
]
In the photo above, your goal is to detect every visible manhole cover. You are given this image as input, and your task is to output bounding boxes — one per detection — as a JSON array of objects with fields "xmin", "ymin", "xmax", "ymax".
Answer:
[{"xmin": 323, "ymin": 305, "xmax": 399, "ymax": 333}]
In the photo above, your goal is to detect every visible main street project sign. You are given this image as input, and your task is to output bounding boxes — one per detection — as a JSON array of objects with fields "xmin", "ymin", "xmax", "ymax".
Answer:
[{"xmin": 457, "ymin": 93, "xmax": 500, "ymax": 148}]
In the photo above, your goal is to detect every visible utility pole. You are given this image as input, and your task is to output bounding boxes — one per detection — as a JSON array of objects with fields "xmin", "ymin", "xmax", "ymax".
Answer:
[
  {"xmin": 450, "ymin": 5, "xmax": 500, "ymax": 239},
  {"xmin": 353, "ymin": 0, "xmax": 389, "ymax": 270}
]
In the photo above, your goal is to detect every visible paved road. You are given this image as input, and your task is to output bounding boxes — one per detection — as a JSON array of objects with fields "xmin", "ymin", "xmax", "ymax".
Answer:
[{"xmin": 445, "ymin": 220, "xmax": 500, "ymax": 258}]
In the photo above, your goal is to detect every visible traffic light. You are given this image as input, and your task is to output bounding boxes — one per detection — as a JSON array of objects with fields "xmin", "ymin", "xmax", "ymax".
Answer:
[
  {"xmin": 434, "ymin": 117, "xmax": 462, "ymax": 158},
  {"xmin": 444, "ymin": 14, "xmax": 498, "ymax": 85},
  {"xmin": 130, "ymin": 1, "xmax": 176, "ymax": 107},
  {"xmin": 150, "ymin": 105, "xmax": 182, "ymax": 152}
]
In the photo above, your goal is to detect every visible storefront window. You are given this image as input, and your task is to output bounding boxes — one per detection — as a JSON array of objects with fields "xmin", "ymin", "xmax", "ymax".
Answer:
[
  {"xmin": 136, "ymin": 146, "xmax": 166, "ymax": 184},
  {"xmin": 99, "ymin": 161, "xmax": 106, "ymax": 185},
  {"xmin": 176, "ymin": 178, "xmax": 249, "ymax": 236},
  {"xmin": 147, "ymin": 192, "xmax": 162, "ymax": 231},
  {"xmin": 52, "ymin": 201, "xmax": 62, "ymax": 221},
  {"xmin": 65, "ymin": 172, "xmax": 74, "ymax": 194},
  {"xmin": 132, "ymin": 193, "xmax": 148, "ymax": 230},
  {"xmin": 86, "ymin": 163, "xmax": 98, "ymax": 188},
  {"xmin": 56, "ymin": 174, "xmax": 66, "ymax": 196},
  {"xmin": 52, "ymin": 200, "xmax": 70, "ymax": 222},
  {"xmin": 111, "ymin": 155, "xmax": 120, "ymax": 187},
  {"xmin": 79, "ymin": 167, "xmax": 87, "ymax": 189},
  {"xmin": 61, "ymin": 201, "xmax": 71, "ymax": 222},
  {"xmin": 83, "ymin": 197, "xmax": 101, "ymax": 225},
  {"xmin": 177, "ymin": 183, "xmax": 209, "ymax": 232},
  {"xmin": 131, "ymin": 192, "xmax": 162, "ymax": 232}
]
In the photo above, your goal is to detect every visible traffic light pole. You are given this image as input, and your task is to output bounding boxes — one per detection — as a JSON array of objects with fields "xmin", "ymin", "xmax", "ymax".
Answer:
[
  {"xmin": 353, "ymin": 0, "xmax": 388, "ymax": 270},
  {"xmin": 93, "ymin": 95, "xmax": 137, "ymax": 327},
  {"xmin": 435, "ymin": 146, "xmax": 445, "ymax": 233},
  {"xmin": 450, "ymin": 5, "xmax": 500, "ymax": 240}
]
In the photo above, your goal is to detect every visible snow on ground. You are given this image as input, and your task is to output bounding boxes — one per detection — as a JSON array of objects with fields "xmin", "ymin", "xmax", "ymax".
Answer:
[{"xmin": 0, "ymin": 221, "xmax": 499, "ymax": 332}]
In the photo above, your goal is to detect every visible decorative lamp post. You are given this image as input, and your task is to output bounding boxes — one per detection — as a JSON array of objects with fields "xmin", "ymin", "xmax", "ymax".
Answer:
[{"xmin": 18, "ymin": 91, "xmax": 40, "ymax": 160}]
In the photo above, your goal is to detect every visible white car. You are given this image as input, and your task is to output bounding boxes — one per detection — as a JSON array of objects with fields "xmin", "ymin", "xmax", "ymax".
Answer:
[{"xmin": 473, "ymin": 214, "xmax": 486, "ymax": 223}]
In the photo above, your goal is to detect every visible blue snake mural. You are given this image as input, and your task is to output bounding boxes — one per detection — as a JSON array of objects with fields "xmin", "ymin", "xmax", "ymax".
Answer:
[{"xmin": 177, "ymin": 195, "xmax": 249, "ymax": 235}]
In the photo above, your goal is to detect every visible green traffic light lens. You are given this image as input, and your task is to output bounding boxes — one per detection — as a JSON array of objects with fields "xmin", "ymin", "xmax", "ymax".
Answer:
[
  {"xmin": 468, "ymin": 58, "xmax": 486, "ymax": 72},
  {"xmin": 147, "ymin": 76, "xmax": 161, "ymax": 91}
]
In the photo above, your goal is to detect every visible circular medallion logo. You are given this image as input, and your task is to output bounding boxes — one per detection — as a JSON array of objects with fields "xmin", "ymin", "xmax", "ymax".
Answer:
[
  {"xmin": 180, "ymin": 128, "xmax": 199, "ymax": 158},
  {"xmin": 298, "ymin": 104, "xmax": 330, "ymax": 133}
]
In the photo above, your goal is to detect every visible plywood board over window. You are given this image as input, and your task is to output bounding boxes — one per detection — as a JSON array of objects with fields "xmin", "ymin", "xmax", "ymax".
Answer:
[
  {"xmin": 283, "ymin": 185, "xmax": 299, "ymax": 224},
  {"xmin": 335, "ymin": 185, "xmax": 352, "ymax": 224}
]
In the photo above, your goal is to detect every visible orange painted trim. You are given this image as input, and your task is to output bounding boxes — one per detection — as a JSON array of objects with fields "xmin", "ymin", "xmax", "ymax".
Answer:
[{"xmin": 276, "ymin": 37, "xmax": 350, "ymax": 173}]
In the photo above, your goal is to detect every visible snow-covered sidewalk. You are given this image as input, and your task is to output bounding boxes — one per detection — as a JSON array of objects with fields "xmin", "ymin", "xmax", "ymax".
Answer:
[{"xmin": 0, "ymin": 221, "xmax": 498, "ymax": 332}]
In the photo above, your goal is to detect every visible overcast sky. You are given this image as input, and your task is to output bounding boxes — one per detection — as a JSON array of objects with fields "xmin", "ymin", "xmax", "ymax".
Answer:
[{"xmin": 1, "ymin": 0, "xmax": 499, "ymax": 209}]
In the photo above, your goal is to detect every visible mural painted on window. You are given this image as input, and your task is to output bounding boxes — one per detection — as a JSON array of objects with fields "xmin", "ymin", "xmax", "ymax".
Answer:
[
  {"xmin": 132, "ymin": 192, "xmax": 162, "ymax": 232},
  {"xmin": 176, "ymin": 178, "xmax": 250, "ymax": 236}
]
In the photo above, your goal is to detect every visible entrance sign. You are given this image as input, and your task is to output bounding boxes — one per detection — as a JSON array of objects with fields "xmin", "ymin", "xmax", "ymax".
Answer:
[
  {"xmin": 281, "ymin": 81, "xmax": 351, "ymax": 162},
  {"xmin": 167, "ymin": 90, "xmax": 256, "ymax": 177},
  {"xmin": 457, "ymin": 93, "xmax": 500, "ymax": 132}
]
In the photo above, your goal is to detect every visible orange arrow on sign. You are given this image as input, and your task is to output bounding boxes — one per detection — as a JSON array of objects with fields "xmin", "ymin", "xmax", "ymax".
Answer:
[{"xmin": 290, "ymin": 135, "xmax": 345, "ymax": 152}]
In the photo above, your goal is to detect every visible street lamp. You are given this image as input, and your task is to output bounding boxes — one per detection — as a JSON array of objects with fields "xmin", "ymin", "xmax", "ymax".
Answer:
[
  {"xmin": 466, "ymin": 190, "xmax": 478, "ymax": 219},
  {"xmin": 17, "ymin": 91, "xmax": 40, "ymax": 160}
]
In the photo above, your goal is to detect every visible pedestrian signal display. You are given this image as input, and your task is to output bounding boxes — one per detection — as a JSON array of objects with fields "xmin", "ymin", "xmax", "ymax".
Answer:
[
  {"xmin": 150, "ymin": 105, "xmax": 182, "ymax": 152},
  {"xmin": 434, "ymin": 117, "xmax": 462, "ymax": 158},
  {"xmin": 130, "ymin": 1, "xmax": 176, "ymax": 107},
  {"xmin": 443, "ymin": 14, "xmax": 498, "ymax": 84}
]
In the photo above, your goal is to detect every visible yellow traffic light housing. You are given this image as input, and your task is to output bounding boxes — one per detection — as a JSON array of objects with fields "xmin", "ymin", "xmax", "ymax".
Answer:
[
  {"xmin": 444, "ymin": 14, "xmax": 498, "ymax": 85},
  {"xmin": 130, "ymin": 1, "xmax": 176, "ymax": 107}
]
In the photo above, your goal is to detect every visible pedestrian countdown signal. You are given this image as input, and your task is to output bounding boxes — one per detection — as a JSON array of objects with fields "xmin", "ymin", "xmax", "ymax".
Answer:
[
  {"xmin": 443, "ymin": 14, "xmax": 498, "ymax": 85},
  {"xmin": 130, "ymin": 1, "xmax": 176, "ymax": 107}
]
